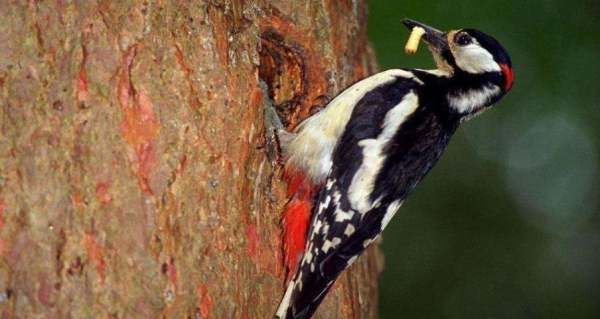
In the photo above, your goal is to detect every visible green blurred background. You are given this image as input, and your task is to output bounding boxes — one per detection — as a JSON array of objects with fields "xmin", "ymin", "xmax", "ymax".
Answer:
[{"xmin": 367, "ymin": 1, "xmax": 600, "ymax": 318}]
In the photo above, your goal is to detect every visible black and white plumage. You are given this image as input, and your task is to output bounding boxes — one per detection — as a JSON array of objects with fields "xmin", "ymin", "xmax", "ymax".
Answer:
[{"xmin": 274, "ymin": 19, "xmax": 513, "ymax": 319}]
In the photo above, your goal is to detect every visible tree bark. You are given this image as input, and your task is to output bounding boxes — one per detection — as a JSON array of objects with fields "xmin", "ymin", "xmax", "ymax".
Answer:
[{"xmin": 0, "ymin": 1, "xmax": 382, "ymax": 318}]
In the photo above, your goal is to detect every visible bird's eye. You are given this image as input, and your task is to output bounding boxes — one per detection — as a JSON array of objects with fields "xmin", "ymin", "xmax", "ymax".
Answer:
[{"xmin": 455, "ymin": 32, "xmax": 472, "ymax": 46}]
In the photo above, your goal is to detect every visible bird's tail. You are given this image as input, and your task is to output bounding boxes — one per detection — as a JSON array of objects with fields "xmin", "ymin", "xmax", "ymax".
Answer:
[
  {"xmin": 273, "ymin": 259, "xmax": 338, "ymax": 319},
  {"xmin": 274, "ymin": 280, "xmax": 296, "ymax": 319},
  {"xmin": 274, "ymin": 218, "xmax": 377, "ymax": 318}
]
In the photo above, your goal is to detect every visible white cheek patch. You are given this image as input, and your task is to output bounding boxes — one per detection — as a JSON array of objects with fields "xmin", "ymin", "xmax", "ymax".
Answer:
[{"xmin": 453, "ymin": 42, "xmax": 501, "ymax": 74}]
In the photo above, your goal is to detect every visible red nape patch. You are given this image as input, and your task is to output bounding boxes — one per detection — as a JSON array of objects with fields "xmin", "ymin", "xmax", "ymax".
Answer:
[
  {"xmin": 500, "ymin": 64, "xmax": 514, "ymax": 92},
  {"xmin": 282, "ymin": 167, "xmax": 319, "ymax": 281}
]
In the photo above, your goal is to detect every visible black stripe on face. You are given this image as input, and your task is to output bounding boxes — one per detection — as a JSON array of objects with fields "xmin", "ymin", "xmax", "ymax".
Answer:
[{"xmin": 441, "ymin": 47, "xmax": 459, "ymax": 70}]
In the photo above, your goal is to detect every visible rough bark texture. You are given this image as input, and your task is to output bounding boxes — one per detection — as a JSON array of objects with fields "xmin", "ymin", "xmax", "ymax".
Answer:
[{"xmin": 0, "ymin": 1, "xmax": 382, "ymax": 318}]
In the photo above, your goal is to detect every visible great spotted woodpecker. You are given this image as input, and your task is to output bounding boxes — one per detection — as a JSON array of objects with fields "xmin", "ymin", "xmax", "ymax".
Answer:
[{"xmin": 272, "ymin": 19, "xmax": 514, "ymax": 319}]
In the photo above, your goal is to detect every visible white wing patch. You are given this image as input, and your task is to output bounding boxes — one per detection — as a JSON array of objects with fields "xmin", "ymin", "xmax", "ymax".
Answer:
[
  {"xmin": 447, "ymin": 85, "xmax": 500, "ymax": 114},
  {"xmin": 347, "ymin": 92, "xmax": 419, "ymax": 213},
  {"xmin": 286, "ymin": 69, "xmax": 422, "ymax": 183}
]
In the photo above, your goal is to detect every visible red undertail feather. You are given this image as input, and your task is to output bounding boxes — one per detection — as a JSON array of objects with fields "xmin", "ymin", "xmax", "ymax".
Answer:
[{"xmin": 282, "ymin": 166, "xmax": 317, "ymax": 282}]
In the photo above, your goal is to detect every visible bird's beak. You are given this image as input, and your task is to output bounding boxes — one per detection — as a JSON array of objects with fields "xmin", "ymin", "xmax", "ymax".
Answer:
[{"xmin": 402, "ymin": 19, "xmax": 449, "ymax": 53}]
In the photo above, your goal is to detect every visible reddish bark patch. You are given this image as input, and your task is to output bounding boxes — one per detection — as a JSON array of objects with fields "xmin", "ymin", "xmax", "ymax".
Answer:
[
  {"xmin": 246, "ymin": 224, "xmax": 259, "ymax": 258},
  {"xmin": 95, "ymin": 182, "xmax": 112, "ymax": 205},
  {"xmin": 71, "ymin": 191, "xmax": 86, "ymax": 208},
  {"xmin": 208, "ymin": 5, "xmax": 229, "ymax": 67},
  {"xmin": 166, "ymin": 257, "xmax": 177, "ymax": 287},
  {"xmin": 76, "ymin": 26, "xmax": 90, "ymax": 103},
  {"xmin": 249, "ymin": 87, "xmax": 263, "ymax": 109},
  {"xmin": 36, "ymin": 274, "xmax": 54, "ymax": 307},
  {"xmin": 174, "ymin": 45, "xmax": 192, "ymax": 77},
  {"xmin": 66, "ymin": 256, "xmax": 84, "ymax": 277},
  {"xmin": 176, "ymin": 154, "xmax": 187, "ymax": 176},
  {"xmin": 272, "ymin": 232, "xmax": 284, "ymax": 277},
  {"xmin": 117, "ymin": 46, "xmax": 137, "ymax": 108},
  {"xmin": 76, "ymin": 68, "xmax": 88, "ymax": 103},
  {"xmin": 0, "ymin": 198, "xmax": 5, "ymax": 230},
  {"xmin": 0, "ymin": 199, "xmax": 5, "ymax": 257},
  {"xmin": 116, "ymin": 45, "xmax": 160, "ymax": 195},
  {"xmin": 196, "ymin": 284, "xmax": 213, "ymax": 319},
  {"xmin": 173, "ymin": 44, "xmax": 203, "ymax": 111},
  {"xmin": 83, "ymin": 233, "xmax": 106, "ymax": 283},
  {"xmin": 324, "ymin": 0, "xmax": 369, "ymax": 82},
  {"xmin": 0, "ymin": 239, "xmax": 6, "ymax": 258},
  {"xmin": 131, "ymin": 137, "xmax": 157, "ymax": 195}
]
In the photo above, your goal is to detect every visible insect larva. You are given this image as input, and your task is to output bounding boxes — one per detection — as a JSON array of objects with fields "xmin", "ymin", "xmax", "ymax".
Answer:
[{"xmin": 405, "ymin": 26, "xmax": 426, "ymax": 55}]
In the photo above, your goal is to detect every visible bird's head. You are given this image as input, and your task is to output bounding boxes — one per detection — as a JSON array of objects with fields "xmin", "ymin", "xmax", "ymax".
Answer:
[{"xmin": 403, "ymin": 19, "xmax": 513, "ymax": 117}]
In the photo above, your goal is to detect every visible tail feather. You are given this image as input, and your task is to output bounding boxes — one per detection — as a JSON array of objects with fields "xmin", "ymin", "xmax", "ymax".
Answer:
[
  {"xmin": 274, "ymin": 280, "xmax": 296, "ymax": 318},
  {"xmin": 273, "ymin": 264, "xmax": 336, "ymax": 319}
]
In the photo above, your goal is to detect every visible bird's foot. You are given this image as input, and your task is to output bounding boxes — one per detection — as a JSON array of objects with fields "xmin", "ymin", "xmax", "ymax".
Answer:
[{"xmin": 261, "ymin": 81, "xmax": 293, "ymax": 165}]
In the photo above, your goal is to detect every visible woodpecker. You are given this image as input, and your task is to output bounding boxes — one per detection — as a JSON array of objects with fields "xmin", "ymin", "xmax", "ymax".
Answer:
[{"xmin": 272, "ymin": 19, "xmax": 514, "ymax": 319}]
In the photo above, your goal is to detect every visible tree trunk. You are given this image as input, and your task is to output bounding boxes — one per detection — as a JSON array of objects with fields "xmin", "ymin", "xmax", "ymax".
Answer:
[{"xmin": 0, "ymin": 1, "xmax": 382, "ymax": 318}]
